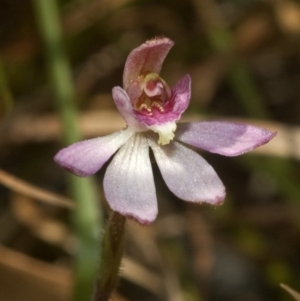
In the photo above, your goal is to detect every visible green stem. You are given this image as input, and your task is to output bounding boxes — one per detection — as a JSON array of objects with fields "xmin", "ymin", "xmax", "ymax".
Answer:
[
  {"xmin": 94, "ymin": 211, "xmax": 126, "ymax": 301},
  {"xmin": 32, "ymin": 0, "xmax": 79, "ymax": 143},
  {"xmin": 32, "ymin": 1, "xmax": 102, "ymax": 300}
]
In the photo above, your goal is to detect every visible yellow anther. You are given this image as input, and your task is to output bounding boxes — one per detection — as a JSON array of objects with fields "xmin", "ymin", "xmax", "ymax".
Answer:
[
  {"xmin": 151, "ymin": 101, "xmax": 164, "ymax": 112},
  {"xmin": 139, "ymin": 104, "xmax": 148, "ymax": 111}
]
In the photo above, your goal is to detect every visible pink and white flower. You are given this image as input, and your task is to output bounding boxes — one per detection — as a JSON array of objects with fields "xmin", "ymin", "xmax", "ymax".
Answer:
[{"xmin": 54, "ymin": 37, "xmax": 276, "ymax": 224}]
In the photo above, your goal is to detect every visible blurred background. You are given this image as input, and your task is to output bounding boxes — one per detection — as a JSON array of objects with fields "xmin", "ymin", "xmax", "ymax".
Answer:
[{"xmin": 0, "ymin": 0, "xmax": 300, "ymax": 300}]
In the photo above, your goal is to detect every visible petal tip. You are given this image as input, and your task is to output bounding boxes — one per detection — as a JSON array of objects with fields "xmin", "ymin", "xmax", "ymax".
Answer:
[
  {"xmin": 267, "ymin": 130, "xmax": 277, "ymax": 141},
  {"xmin": 202, "ymin": 188, "xmax": 225, "ymax": 206},
  {"xmin": 233, "ymin": 128, "xmax": 277, "ymax": 156},
  {"xmin": 111, "ymin": 208, "xmax": 157, "ymax": 225},
  {"xmin": 54, "ymin": 152, "xmax": 92, "ymax": 177},
  {"xmin": 213, "ymin": 194, "xmax": 225, "ymax": 206},
  {"xmin": 125, "ymin": 212, "xmax": 157, "ymax": 225},
  {"xmin": 145, "ymin": 36, "xmax": 174, "ymax": 47}
]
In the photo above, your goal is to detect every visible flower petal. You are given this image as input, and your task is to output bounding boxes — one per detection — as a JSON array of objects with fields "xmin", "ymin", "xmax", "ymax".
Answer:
[
  {"xmin": 169, "ymin": 74, "xmax": 191, "ymax": 118},
  {"xmin": 112, "ymin": 86, "xmax": 146, "ymax": 131},
  {"xmin": 148, "ymin": 136, "xmax": 225, "ymax": 205},
  {"xmin": 104, "ymin": 134, "xmax": 157, "ymax": 224},
  {"xmin": 54, "ymin": 128, "xmax": 134, "ymax": 177},
  {"xmin": 176, "ymin": 121, "xmax": 277, "ymax": 156},
  {"xmin": 123, "ymin": 37, "xmax": 174, "ymax": 89}
]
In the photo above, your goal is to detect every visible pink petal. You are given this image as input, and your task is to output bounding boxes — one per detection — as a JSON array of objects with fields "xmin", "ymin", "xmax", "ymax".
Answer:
[
  {"xmin": 147, "ymin": 136, "xmax": 225, "ymax": 205},
  {"xmin": 104, "ymin": 134, "xmax": 157, "ymax": 224},
  {"xmin": 135, "ymin": 74, "xmax": 191, "ymax": 126},
  {"xmin": 123, "ymin": 37, "xmax": 174, "ymax": 89},
  {"xmin": 176, "ymin": 121, "xmax": 277, "ymax": 156},
  {"xmin": 112, "ymin": 86, "xmax": 146, "ymax": 131},
  {"xmin": 171, "ymin": 74, "xmax": 191, "ymax": 116},
  {"xmin": 54, "ymin": 129, "xmax": 134, "ymax": 177}
]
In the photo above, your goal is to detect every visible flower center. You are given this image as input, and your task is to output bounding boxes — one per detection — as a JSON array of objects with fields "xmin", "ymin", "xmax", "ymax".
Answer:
[
  {"xmin": 133, "ymin": 72, "xmax": 171, "ymax": 116},
  {"xmin": 127, "ymin": 72, "xmax": 176, "ymax": 145}
]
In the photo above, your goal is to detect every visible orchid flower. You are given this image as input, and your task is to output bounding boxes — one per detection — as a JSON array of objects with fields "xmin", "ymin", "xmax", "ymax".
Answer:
[{"xmin": 54, "ymin": 37, "xmax": 276, "ymax": 224}]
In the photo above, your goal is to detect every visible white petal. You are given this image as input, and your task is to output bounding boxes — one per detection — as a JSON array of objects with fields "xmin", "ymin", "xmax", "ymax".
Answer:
[
  {"xmin": 148, "ymin": 136, "xmax": 225, "ymax": 205},
  {"xmin": 104, "ymin": 134, "xmax": 157, "ymax": 224},
  {"xmin": 54, "ymin": 128, "xmax": 134, "ymax": 177}
]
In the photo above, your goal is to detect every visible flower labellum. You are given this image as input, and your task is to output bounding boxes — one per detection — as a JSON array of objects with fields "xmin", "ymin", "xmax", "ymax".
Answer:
[{"xmin": 54, "ymin": 37, "xmax": 276, "ymax": 224}]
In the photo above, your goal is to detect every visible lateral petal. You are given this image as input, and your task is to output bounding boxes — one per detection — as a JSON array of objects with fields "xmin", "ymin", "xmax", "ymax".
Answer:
[
  {"xmin": 169, "ymin": 74, "xmax": 191, "ymax": 118},
  {"xmin": 54, "ymin": 128, "xmax": 134, "ymax": 177},
  {"xmin": 176, "ymin": 121, "xmax": 276, "ymax": 156},
  {"xmin": 104, "ymin": 134, "xmax": 157, "ymax": 224},
  {"xmin": 123, "ymin": 37, "xmax": 174, "ymax": 89},
  {"xmin": 112, "ymin": 86, "xmax": 146, "ymax": 131},
  {"xmin": 148, "ymin": 136, "xmax": 225, "ymax": 205}
]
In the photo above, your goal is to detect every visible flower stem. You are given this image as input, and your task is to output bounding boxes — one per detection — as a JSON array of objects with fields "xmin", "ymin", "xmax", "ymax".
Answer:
[{"xmin": 94, "ymin": 211, "xmax": 126, "ymax": 301}]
